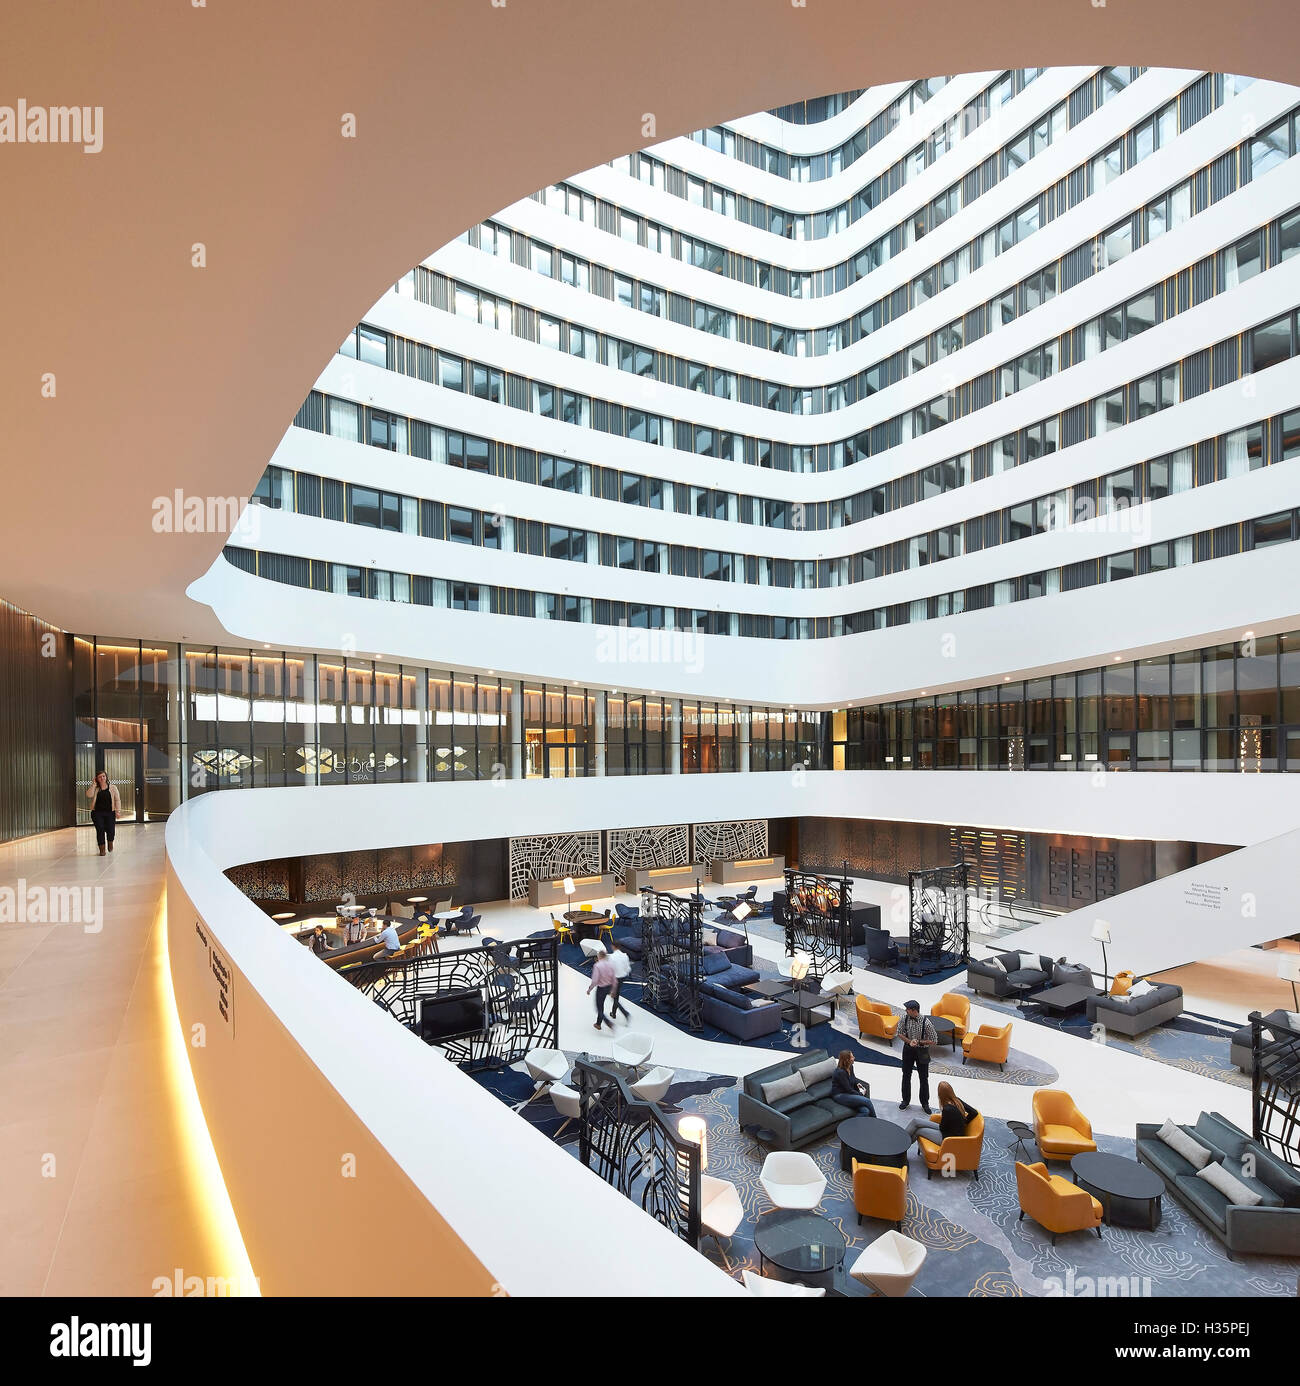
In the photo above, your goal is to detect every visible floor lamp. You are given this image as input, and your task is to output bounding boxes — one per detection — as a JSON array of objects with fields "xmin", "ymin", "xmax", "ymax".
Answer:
[{"xmin": 1092, "ymin": 920, "xmax": 1112, "ymax": 986}]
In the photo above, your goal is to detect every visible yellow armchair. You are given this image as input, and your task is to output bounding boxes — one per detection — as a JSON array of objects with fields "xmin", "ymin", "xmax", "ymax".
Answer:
[
  {"xmin": 1015, "ymin": 1161, "xmax": 1103, "ymax": 1243},
  {"xmin": 856, "ymin": 997, "xmax": 899, "ymax": 1043},
  {"xmin": 1110, "ymin": 969, "xmax": 1135, "ymax": 998},
  {"xmin": 918, "ymin": 1112, "xmax": 984, "ymax": 1181},
  {"xmin": 930, "ymin": 992, "xmax": 970, "ymax": 1040},
  {"xmin": 1032, "ymin": 1089, "xmax": 1097, "ymax": 1160},
  {"xmin": 962, "ymin": 1022, "xmax": 1012, "ymax": 1070},
  {"xmin": 852, "ymin": 1159, "xmax": 907, "ymax": 1229}
]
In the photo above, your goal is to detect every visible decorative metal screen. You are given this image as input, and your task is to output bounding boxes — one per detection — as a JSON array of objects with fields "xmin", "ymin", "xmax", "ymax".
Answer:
[
  {"xmin": 606, "ymin": 823, "xmax": 689, "ymax": 876},
  {"xmin": 508, "ymin": 831, "xmax": 601, "ymax": 900},
  {"xmin": 907, "ymin": 865, "xmax": 970, "ymax": 977},
  {"xmin": 781, "ymin": 866, "xmax": 851, "ymax": 980},
  {"xmin": 639, "ymin": 889, "xmax": 703, "ymax": 1031},
  {"xmin": 346, "ymin": 936, "xmax": 558, "ymax": 1070},
  {"xmin": 574, "ymin": 1057, "xmax": 701, "ymax": 1245},
  {"xmin": 1251, "ymin": 1010, "xmax": 1300, "ymax": 1166},
  {"xmin": 692, "ymin": 819, "xmax": 767, "ymax": 866}
]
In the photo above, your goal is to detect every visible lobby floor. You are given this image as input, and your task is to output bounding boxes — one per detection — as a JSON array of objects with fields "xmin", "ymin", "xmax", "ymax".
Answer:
[{"xmin": 0, "ymin": 826, "xmax": 251, "ymax": 1295}]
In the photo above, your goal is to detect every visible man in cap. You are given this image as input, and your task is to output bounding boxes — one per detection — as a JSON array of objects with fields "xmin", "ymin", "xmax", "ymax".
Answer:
[{"xmin": 897, "ymin": 999, "xmax": 936, "ymax": 1113}]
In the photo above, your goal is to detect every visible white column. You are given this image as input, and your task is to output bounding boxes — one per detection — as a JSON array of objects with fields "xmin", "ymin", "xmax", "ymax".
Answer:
[
  {"xmin": 301, "ymin": 656, "xmax": 320, "ymax": 786},
  {"xmin": 738, "ymin": 708, "xmax": 751, "ymax": 773},
  {"xmin": 670, "ymin": 698, "xmax": 682, "ymax": 774}
]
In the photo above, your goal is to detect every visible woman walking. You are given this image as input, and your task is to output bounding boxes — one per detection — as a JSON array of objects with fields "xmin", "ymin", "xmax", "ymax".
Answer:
[{"xmin": 85, "ymin": 771, "xmax": 121, "ymax": 856}]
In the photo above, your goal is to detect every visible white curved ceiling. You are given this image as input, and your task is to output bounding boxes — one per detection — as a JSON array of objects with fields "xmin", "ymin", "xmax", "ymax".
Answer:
[{"xmin": 2, "ymin": 1, "xmax": 1298, "ymax": 641}]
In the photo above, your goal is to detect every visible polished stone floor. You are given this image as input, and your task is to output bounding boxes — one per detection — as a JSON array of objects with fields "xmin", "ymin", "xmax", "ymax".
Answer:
[{"xmin": 0, "ymin": 826, "xmax": 251, "ymax": 1295}]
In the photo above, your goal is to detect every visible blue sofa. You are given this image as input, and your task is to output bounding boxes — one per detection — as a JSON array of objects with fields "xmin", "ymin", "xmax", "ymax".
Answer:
[
  {"xmin": 696, "ymin": 947, "xmax": 781, "ymax": 1040},
  {"xmin": 712, "ymin": 926, "xmax": 753, "ymax": 969}
]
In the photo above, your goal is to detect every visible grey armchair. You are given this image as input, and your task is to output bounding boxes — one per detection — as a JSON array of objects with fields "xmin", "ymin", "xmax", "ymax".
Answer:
[{"xmin": 1086, "ymin": 981, "xmax": 1183, "ymax": 1036}]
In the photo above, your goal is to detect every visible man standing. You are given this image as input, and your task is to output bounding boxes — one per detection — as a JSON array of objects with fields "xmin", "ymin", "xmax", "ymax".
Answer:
[
  {"xmin": 898, "ymin": 999, "xmax": 936, "ymax": 1113},
  {"xmin": 587, "ymin": 947, "xmax": 617, "ymax": 1030}
]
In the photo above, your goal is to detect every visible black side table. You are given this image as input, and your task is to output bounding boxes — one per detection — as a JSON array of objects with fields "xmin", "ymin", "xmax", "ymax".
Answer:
[{"xmin": 1070, "ymin": 1151, "xmax": 1164, "ymax": 1230}]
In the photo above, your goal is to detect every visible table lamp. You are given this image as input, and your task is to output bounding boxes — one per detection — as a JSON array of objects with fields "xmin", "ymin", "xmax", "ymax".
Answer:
[
  {"xmin": 790, "ymin": 951, "xmax": 812, "ymax": 984},
  {"xmin": 1277, "ymin": 953, "xmax": 1300, "ymax": 1010},
  {"xmin": 732, "ymin": 901, "xmax": 752, "ymax": 923},
  {"xmin": 1091, "ymin": 919, "xmax": 1112, "ymax": 983},
  {"xmin": 677, "ymin": 1115, "xmax": 708, "ymax": 1170}
]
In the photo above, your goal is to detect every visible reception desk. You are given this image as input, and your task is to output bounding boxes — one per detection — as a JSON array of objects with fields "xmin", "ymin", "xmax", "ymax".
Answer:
[
  {"xmin": 623, "ymin": 862, "xmax": 706, "ymax": 893},
  {"xmin": 711, "ymin": 855, "xmax": 784, "ymax": 885},
  {"xmin": 528, "ymin": 873, "xmax": 618, "ymax": 909}
]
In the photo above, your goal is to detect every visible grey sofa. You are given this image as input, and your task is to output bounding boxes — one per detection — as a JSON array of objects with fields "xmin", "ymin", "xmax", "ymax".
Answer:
[
  {"xmin": 1086, "ymin": 981, "xmax": 1184, "ymax": 1036},
  {"xmin": 1136, "ymin": 1111, "xmax": 1300, "ymax": 1257},
  {"xmin": 738, "ymin": 1048, "xmax": 852, "ymax": 1150},
  {"xmin": 699, "ymin": 980, "xmax": 783, "ymax": 1041},
  {"xmin": 966, "ymin": 949, "xmax": 1055, "ymax": 999},
  {"xmin": 1229, "ymin": 1009, "xmax": 1297, "ymax": 1072}
]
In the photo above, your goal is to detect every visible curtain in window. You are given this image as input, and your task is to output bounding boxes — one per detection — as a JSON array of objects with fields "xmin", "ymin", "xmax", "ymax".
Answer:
[
  {"xmin": 331, "ymin": 566, "xmax": 349, "ymax": 596},
  {"xmin": 1223, "ymin": 428, "xmax": 1250, "ymax": 477},
  {"xmin": 1172, "ymin": 448, "xmax": 1195, "ymax": 492},
  {"xmin": 328, "ymin": 399, "xmax": 360, "ymax": 443},
  {"xmin": 429, "ymin": 428, "xmax": 447, "ymax": 466}
]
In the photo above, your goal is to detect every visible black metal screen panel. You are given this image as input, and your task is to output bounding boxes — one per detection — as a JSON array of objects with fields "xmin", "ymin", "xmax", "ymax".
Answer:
[
  {"xmin": 574, "ymin": 1058, "xmax": 701, "ymax": 1244},
  {"xmin": 1251, "ymin": 1011, "xmax": 1300, "ymax": 1166},
  {"xmin": 907, "ymin": 865, "xmax": 970, "ymax": 977},
  {"xmin": 782, "ymin": 866, "xmax": 851, "ymax": 979},
  {"xmin": 639, "ymin": 888, "xmax": 703, "ymax": 1031},
  {"xmin": 346, "ymin": 936, "xmax": 558, "ymax": 1070}
]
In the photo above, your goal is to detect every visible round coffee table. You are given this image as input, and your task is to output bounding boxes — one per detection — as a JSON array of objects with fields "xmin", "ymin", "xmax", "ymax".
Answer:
[
  {"xmin": 1070, "ymin": 1151, "xmax": 1164, "ymax": 1230},
  {"xmin": 754, "ymin": 1209, "xmax": 846, "ymax": 1290},
  {"xmin": 930, "ymin": 1017, "xmax": 957, "ymax": 1051},
  {"xmin": 838, "ymin": 1115, "xmax": 911, "ymax": 1172}
]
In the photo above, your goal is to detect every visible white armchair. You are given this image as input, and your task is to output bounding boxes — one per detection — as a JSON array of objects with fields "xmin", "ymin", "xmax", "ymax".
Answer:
[
  {"xmin": 579, "ymin": 937, "xmax": 605, "ymax": 964},
  {"xmin": 741, "ymin": 1269, "xmax": 826, "ymax": 1297},
  {"xmin": 547, "ymin": 1083, "xmax": 582, "ymax": 1137},
  {"xmin": 611, "ymin": 1031, "xmax": 654, "ymax": 1076},
  {"xmin": 759, "ymin": 1151, "xmax": 827, "ymax": 1210},
  {"xmin": 819, "ymin": 970, "xmax": 854, "ymax": 1008},
  {"xmin": 629, "ymin": 1065, "xmax": 674, "ymax": 1105},
  {"xmin": 514, "ymin": 1047, "xmax": 568, "ymax": 1110},
  {"xmin": 699, "ymin": 1174, "xmax": 744, "ymax": 1270},
  {"xmin": 849, "ymin": 1230, "xmax": 927, "ymax": 1296}
]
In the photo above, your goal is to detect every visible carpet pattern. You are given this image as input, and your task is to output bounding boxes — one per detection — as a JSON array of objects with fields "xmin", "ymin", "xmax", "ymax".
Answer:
[
  {"xmin": 964, "ymin": 988, "xmax": 1252, "ymax": 1091},
  {"xmin": 676, "ymin": 1086, "xmax": 1299, "ymax": 1297}
]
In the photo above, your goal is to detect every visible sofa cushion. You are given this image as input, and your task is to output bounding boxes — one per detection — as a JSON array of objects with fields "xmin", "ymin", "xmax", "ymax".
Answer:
[
  {"xmin": 788, "ymin": 1104, "xmax": 839, "ymax": 1142},
  {"xmin": 710, "ymin": 963, "xmax": 760, "ymax": 991},
  {"xmin": 983, "ymin": 955, "xmax": 1007, "ymax": 973},
  {"xmin": 701, "ymin": 950, "xmax": 731, "ymax": 976},
  {"xmin": 1007, "ymin": 968, "xmax": 1048, "ymax": 987},
  {"xmin": 1197, "ymin": 1161, "xmax": 1263, "ymax": 1207},
  {"xmin": 761, "ymin": 1071, "xmax": 806, "ymax": 1104},
  {"xmin": 700, "ymin": 980, "xmax": 751, "ymax": 1011},
  {"xmin": 1194, "ymin": 1113, "xmax": 1245, "ymax": 1161},
  {"xmin": 1156, "ymin": 1118, "xmax": 1215, "ymax": 1169},
  {"xmin": 714, "ymin": 928, "xmax": 746, "ymax": 950},
  {"xmin": 772, "ymin": 1090, "xmax": 817, "ymax": 1115},
  {"xmin": 799, "ymin": 1057, "xmax": 838, "ymax": 1088},
  {"xmin": 1017, "ymin": 952, "xmax": 1041, "ymax": 973},
  {"xmin": 1128, "ymin": 979, "xmax": 1157, "ymax": 1000},
  {"xmin": 1174, "ymin": 1173, "xmax": 1230, "ymax": 1229},
  {"xmin": 1137, "ymin": 1137, "xmax": 1195, "ymax": 1182}
]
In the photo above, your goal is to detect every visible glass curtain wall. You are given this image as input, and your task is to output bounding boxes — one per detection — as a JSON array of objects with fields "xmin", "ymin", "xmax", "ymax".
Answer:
[{"xmin": 67, "ymin": 628, "xmax": 1300, "ymax": 818}]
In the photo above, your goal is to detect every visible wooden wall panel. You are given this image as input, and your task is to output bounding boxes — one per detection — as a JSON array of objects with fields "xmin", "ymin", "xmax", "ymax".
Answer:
[{"xmin": 0, "ymin": 600, "xmax": 74, "ymax": 843}]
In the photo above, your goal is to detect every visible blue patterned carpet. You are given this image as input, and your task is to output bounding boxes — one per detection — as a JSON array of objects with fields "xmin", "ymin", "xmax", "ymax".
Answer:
[
  {"xmin": 964, "ymin": 987, "xmax": 1251, "ymax": 1091},
  {"xmin": 675, "ymin": 1087, "xmax": 1299, "ymax": 1297}
]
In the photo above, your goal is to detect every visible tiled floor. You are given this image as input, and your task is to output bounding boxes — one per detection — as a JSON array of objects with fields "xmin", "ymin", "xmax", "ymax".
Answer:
[{"xmin": 0, "ymin": 826, "xmax": 251, "ymax": 1295}]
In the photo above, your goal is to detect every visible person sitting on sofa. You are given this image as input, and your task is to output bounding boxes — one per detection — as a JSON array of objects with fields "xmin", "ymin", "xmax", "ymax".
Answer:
[
  {"xmin": 906, "ymin": 1081, "xmax": 978, "ymax": 1144},
  {"xmin": 829, "ymin": 1050, "xmax": 876, "ymax": 1117}
]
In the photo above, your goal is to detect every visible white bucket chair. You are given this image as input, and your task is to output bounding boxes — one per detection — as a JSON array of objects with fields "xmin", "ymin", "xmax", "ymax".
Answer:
[
  {"xmin": 759, "ymin": 1151, "xmax": 827, "ymax": 1210},
  {"xmin": 741, "ymin": 1270, "xmax": 826, "ymax": 1297},
  {"xmin": 699, "ymin": 1175, "xmax": 744, "ymax": 1270},
  {"xmin": 629, "ymin": 1065, "xmax": 674, "ymax": 1106},
  {"xmin": 819, "ymin": 970, "xmax": 854, "ymax": 1009},
  {"xmin": 849, "ymin": 1230, "xmax": 928, "ymax": 1296},
  {"xmin": 611, "ymin": 1031, "xmax": 654, "ymax": 1076},
  {"xmin": 515, "ymin": 1047, "xmax": 568, "ymax": 1110},
  {"xmin": 548, "ymin": 1083, "xmax": 582, "ymax": 1137},
  {"xmin": 579, "ymin": 937, "xmax": 605, "ymax": 964}
]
